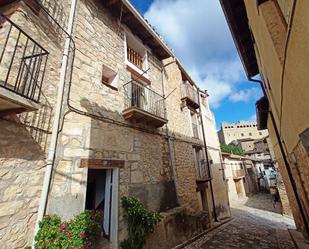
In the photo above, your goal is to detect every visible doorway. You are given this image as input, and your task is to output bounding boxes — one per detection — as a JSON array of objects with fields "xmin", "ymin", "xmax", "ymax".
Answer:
[
  {"xmin": 85, "ymin": 168, "xmax": 113, "ymax": 238},
  {"xmin": 235, "ymin": 179, "xmax": 243, "ymax": 197},
  {"xmin": 200, "ymin": 188, "xmax": 209, "ymax": 212}
]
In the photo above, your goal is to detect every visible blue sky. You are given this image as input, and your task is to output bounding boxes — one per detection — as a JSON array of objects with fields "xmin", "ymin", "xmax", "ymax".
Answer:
[{"xmin": 130, "ymin": 0, "xmax": 263, "ymax": 129}]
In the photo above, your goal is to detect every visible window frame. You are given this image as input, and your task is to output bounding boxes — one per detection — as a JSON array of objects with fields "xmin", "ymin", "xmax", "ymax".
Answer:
[{"xmin": 124, "ymin": 31, "xmax": 150, "ymax": 79}]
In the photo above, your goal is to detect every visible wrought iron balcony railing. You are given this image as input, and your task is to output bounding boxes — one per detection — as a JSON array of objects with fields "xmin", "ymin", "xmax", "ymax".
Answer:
[
  {"xmin": 123, "ymin": 80, "xmax": 166, "ymax": 127},
  {"xmin": 0, "ymin": 14, "xmax": 49, "ymax": 103},
  {"xmin": 181, "ymin": 82, "xmax": 199, "ymax": 109}
]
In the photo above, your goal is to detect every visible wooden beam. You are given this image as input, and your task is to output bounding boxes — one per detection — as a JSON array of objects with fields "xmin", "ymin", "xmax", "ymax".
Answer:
[
  {"xmin": 106, "ymin": 0, "xmax": 118, "ymax": 7},
  {"xmin": 0, "ymin": 108, "xmax": 26, "ymax": 117},
  {"xmin": 80, "ymin": 158, "xmax": 125, "ymax": 168},
  {"xmin": 122, "ymin": 13, "xmax": 133, "ymax": 22},
  {"xmin": 143, "ymin": 36, "xmax": 154, "ymax": 45},
  {"xmin": 0, "ymin": 0, "xmax": 18, "ymax": 7}
]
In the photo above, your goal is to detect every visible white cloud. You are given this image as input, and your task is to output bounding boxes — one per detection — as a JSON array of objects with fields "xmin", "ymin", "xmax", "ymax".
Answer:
[
  {"xmin": 188, "ymin": 67, "xmax": 233, "ymax": 108},
  {"xmin": 144, "ymin": 0, "xmax": 252, "ymax": 108},
  {"xmin": 229, "ymin": 88, "xmax": 260, "ymax": 103},
  {"xmin": 249, "ymin": 113, "xmax": 257, "ymax": 122}
]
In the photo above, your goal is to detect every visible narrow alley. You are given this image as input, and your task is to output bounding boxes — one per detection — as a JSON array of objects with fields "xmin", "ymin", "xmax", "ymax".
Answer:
[
  {"xmin": 184, "ymin": 194, "xmax": 296, "ymax": 249},
  {"xmin": 1, "ymin": 1, "xmax": 309, "ymax": 248}
]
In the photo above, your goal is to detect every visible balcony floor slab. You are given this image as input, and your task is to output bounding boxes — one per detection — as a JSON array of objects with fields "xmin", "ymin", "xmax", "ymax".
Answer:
[{"xmin": 122, "ymin": 107, "xmax": 167, "ymax": 128}]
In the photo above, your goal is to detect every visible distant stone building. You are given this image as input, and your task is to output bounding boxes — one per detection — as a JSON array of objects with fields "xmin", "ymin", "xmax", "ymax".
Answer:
[
  {"xmin": 0, "ymin": 0, "xmax": 229, "ymax": 248},
  {"xmin": 218, "ymin": 121, "xmax": 268, "ymax": 145},
  {"xmin": 222, "ymin": 153, "xmax": 258, "ymax": 203},
  {"xmin": 220, "ymin": 121, "xmax": 292, "ymax": 216}
]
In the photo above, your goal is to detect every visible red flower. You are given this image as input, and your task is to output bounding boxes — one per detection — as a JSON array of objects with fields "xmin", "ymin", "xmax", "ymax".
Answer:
[
  {"xmin": 67, "ymin": 232, "xmax": 73, "ymax": 238},
  {"xmin": 59, "ymin": 225, "xmax": 67, "ymax": 232},
  {"xmin": 80, "ymin": 231, "xmax": 86, "ymax": 240}
]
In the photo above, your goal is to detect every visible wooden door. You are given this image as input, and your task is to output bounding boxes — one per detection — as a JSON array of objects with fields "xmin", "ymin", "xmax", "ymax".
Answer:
[
  {"xmin": 235, "ymin": 180, "xmax": 242, "ymax": 195},
  {"xmin": 103, "ymin": 169, "xmax": 113, "ymax": 237}
]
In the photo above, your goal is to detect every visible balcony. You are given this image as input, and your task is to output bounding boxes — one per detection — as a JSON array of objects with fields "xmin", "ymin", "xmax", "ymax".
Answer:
[
  {"xmin": 0, "ymin": 14, "xmax": 48, "ymax": 116},
  {"xmin": 196, "ymin": 159, "xmax": 211, "ymax": 182},
  {"xmin": 127, "ymin": 46, "xmax": 143, "ymax": 70},
  {"xmin": 181, "ymin": 82, "xmax": 199, "ymax": 109},
  {"xmin": 123, "ymin": 80, "xmax": 167, "ymax": 128},
  {"xmin": 233, "ymin": 169, "xmax": 246, "ymax": 179}
]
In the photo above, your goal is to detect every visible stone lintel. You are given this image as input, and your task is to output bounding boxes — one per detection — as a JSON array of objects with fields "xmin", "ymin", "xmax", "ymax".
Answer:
[{"xmin": 80, "ymin": 158, "xmax": 125, "ymax": 169}]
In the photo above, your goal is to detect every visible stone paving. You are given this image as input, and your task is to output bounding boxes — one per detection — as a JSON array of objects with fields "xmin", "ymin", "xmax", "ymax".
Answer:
[{"xmin": 183, "ymin": 194, "xmax": 296, "ymax": 249}]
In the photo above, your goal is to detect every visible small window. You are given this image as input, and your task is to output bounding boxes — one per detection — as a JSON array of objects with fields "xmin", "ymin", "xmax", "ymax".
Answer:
[
  {"xmin": 241, "ymin": 133, "xmax": 244, "ymax": 137},
  {"xmin": 249, "ymin": 132, "xmax": 252, "ymax": 136},
  {"xmin": 259, "ymin": 132, "xmax": 262, "ymax": 135},
  {"xmin": 125, "ymin": 32, "xmax": 148, "ymax": 73},
  {"xmin": 102, "ymin": 65, "xmax": 118, "ymax": 90}
]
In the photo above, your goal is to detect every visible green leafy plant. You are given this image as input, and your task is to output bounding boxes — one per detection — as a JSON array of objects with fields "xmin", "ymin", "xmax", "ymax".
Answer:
[
  {"xmin": 120, "ymin": 196, "xmax": 162, "ymax": 249},
  {"xmin": 35, "ymin": 210, "xmax": 101, "ymax": 249},
  {"xmin": 220, "ymin": 144, "xmax": 244, "ymax": 156}
]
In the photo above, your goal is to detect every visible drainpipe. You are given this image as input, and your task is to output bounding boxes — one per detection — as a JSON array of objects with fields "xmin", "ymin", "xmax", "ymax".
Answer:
[
  {"xmin": 160, "ymin": 58, "xmax": 180, "ymax": 205},
  {"xmin": 197, "ymin": 88, "xmax": 218, "ymax": 222},
  {"xmin": 249, "ymin": 77, "xmax": 309, "ymax": 237},
  {"xmin": 32, "ymin": 0, "xmax": 78, "ymax": 246}
]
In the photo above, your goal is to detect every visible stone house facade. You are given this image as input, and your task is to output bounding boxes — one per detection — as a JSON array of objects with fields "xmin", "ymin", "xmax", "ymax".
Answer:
[
  {"xmin": 221, "ymin": 0, "xmax": 309, "ymax": 237},
  {"xmin": 199, "ymin": 95, "xmax": 230, "ymax": 219},
  {"xmin": 0, "ymin": 0, "xmax": 229, "ymax": 248},
  {"xmin": 218, "ymin": 120, "xmax": 268, "ymax": 145},
  {"xmin": 223, "ymin": 153, "xmax": 250, "ymax": 203}
]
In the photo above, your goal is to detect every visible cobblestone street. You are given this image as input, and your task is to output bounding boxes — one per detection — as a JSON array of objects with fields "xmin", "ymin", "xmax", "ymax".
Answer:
[{"xmin": 184, "ymin": 194, "xmax": 296, "ymax": 249}]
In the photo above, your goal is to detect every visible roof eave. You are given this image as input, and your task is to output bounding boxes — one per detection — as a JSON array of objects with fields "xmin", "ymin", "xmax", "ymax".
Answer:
[{"xmin": 219, "ymin": 0, "xmax": 259, "ymax": 78}]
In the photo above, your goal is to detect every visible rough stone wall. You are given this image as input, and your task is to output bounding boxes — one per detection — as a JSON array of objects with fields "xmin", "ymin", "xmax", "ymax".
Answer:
[
  {"xmin": 0, "ymin": 1, "xmax": 215, "ymax": 248},
  {"xmin": 162, "ymin": 58, "xmax": 192, "ymax": 138},
  {"xmin": 267, "ymin": 118, "xmax": 304, "ymax": 231},
  {"xmin": 47, "ymin": 0, "xmax": 175, "ymax": 216},
  {"xmin": 289, "ymin": 142, "xmax": 309, "ymax": 225},
  {"xmin": 44, "ymin": 0, "xmax": 192, "ymax": 246},
  {"xmin": 48, "ymin": 112, "xmax": 174, "ymax": 213},
  {"xmin": 224, "ymin": 156, "xmax": 247, "ymax": 203},
  {"xmin": 208, "ymin": 149, "xmax": 230, "ymax": 219},
  {"xmin": 200, "ymin": 97, "xmax": 230, "ymax": 219},
  {"xmin": 71, "ymin": 0, "xmax": 163, "ymax": 115},
  {"xmin": 0, "ymin": 119, "xmax": 46, "ymax": 249},
  {"xmin": 219, "ymin": 121, "xmax": 268, "ymax": 145},
  {"xmin": 143, "ymin": 207, "xmax": 210, "ymax": 249},
  {"xmin": 0, "ymin": 1, "xmax": 71, "ymax": 248},
  {"xmin": 161, "ymin": 59, "xmax": 203, "ymax": 212},
  {"xmin": 276, "ymin": 170, "xmax": 293, "ymax": 217},
  {"xmin": 173, "ymin": 140, "xmax": 199, "ymax": 211}
]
